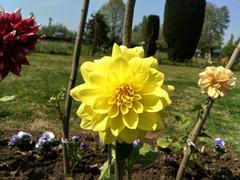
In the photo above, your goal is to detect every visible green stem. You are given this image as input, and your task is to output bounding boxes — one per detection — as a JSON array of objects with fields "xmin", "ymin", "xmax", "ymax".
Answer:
[
  {"xmin": 114, "ymin": 142, "xmax": 133, "ymax": 180},
  {"xmin": 115, "ymin": 142, "xmax": 125, "ymax": 180},
  {"xmin": 127, "ymin": 158, "xmax": 132, "ymax": 180},
  {"xmin": 108, "ymin": 144, "xmax": 113, "ymax": 177}
]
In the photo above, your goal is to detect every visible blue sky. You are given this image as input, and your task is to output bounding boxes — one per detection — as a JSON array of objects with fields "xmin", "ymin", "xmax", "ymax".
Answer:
[{"xmin": 2, "ymin": 0, "xmax": 240, "ymax": 44}]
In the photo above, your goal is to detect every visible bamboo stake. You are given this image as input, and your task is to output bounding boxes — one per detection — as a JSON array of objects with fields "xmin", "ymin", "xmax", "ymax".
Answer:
[
  {"xmin": 62, "ymin": 0, "xmax": 90, "ymax": 175},
  {"xmin": 176, "ymin": 42, "xmax": 240, "ymax": 180}
]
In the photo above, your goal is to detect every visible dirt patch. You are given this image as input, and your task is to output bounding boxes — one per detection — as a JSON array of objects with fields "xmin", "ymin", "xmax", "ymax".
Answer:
[{"xmin": 0, "ymin": 131, "xmax": 240, "ymax": 179}]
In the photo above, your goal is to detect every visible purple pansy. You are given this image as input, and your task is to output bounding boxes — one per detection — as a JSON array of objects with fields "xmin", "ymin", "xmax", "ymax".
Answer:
[
  {"xmin": 214, "ymin": 137, "xmax": 225, "ymax": 151},
  {"xmin": 71, "ymin": 135, "xmax": 82, "ymax": 142},
  {"xmin": 133, "ymin": 139, "xmax": 141, "ymax": 146},
  {"xmin": 35, "ymin": 131, "xmax": 55, "ymax": 148}
]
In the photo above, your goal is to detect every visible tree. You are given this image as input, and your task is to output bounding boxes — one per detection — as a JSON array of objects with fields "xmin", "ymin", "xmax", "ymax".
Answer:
[
  {"xmin": 48, "ymin": 17, "xmax": 53, "ymax": 27},
  {"xmin": 131, "ymin": 16, "xmax": 147, "ymax": 44},
  {"xmin": 100, "ymin": 0, "xmax": 125, "ymax": 43},
  {"xmin": 163, "ymin": 0, "xmax": 206, "ymax": 62},
  {"xmin": 144, "ymin": 15, "xmax": 160, "ymax": 57},
  {"xmin": 223, "ymin": 34, "xmax": 234, "ymax": 58},
  {"xmin": 198, "ymin": 3, "xmax": 230, "ymax": 51},
  {"xmin": 41, "ymin": 23, "xmax": 76, "ymax": 41},
  {"xmin": 85, "ymin": 12, "xmax": 110, "ymax": 54},
  {"xmin": 156, "ymin": 25, "xmax": 168, "ymax": 52},
  {"xmin": 92, "ymin": 12, "xmax": 110, "ymax": 54},
  {"xmin": 223, "ymin": 34, "xmax": 240, "ymax": 58}
]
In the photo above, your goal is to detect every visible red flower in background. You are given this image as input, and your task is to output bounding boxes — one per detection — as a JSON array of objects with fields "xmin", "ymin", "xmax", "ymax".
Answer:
[{"xmin": 0, "ymin": 9, "xmax": 42, "ymax": 80}]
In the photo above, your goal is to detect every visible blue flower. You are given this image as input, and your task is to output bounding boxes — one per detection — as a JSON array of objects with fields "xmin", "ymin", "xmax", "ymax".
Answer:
[
  {"xmin": 35, "ymin": 131, "xmax": 55, "ymax": 148},
  {"xmin": 165, "ymin": 155, "xmax": 177, "ymax": 164},
  {"xmin": 8, "ymin": 134, "xmax": 19, "ymax": 146},
  {"xmin": 8, "ymin": 131, "xmax": 33, "ymax": 147},
  {"xmin": 133, "ymin": 139, "xmax": 141, "ymax": 146},
  {"xmin": 17, "ymin": 131, "xmax": 32, "ymax": 139},
  {"xmin": 71, "ymin": 135, "xmax": 82, "ymax": 142},
  {"xmin": 214, "ymin": 137, "xmax": 225, "ymax": 151},
  {"xmin": 80, "ymin": 142, "xmax": 87, "ymax": 149}
]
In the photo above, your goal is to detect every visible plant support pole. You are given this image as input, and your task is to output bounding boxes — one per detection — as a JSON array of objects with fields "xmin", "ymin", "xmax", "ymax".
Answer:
[
  {"xmin": 122, "ymin": 0, "xmax": 136, "ymax": 47},
  {"xmin": 176, "ymin": 42, "xmax": 240, "ymax": 180},
  {"xmin": 62, "ymin": 0, "xmax": 90, "ymax": 175}
]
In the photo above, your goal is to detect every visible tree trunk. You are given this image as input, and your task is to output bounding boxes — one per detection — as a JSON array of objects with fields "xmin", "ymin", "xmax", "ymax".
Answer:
[{"xmin": 62, "ymin": 0, "xmax": 90, "ymax": 175}]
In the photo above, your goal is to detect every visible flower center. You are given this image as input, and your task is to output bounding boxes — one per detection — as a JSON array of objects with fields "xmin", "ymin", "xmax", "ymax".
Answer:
[
  {"xmin": 108, "ymin": 84, "xmax": 142, "ymax": 115},
  {"xmin": 115, "ymin": 84, "xmax": 134, "ymax": 107},
  {"xmin": 211, "ymin": 79, "xmax": 221, "ymax": 88},
  {"xmin": 109, "ymin": 84, "xmax": 141, "ymax": 108}
]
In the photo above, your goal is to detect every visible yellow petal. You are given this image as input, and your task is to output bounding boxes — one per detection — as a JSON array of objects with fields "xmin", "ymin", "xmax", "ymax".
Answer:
[
  {"xmin": 92, "ymin": 96, "xmax": 110, "ymax": 114},
  {"xmin": 129, "ymin": 57, "xmax": 149, "ymax": 73},
  {"xmin": 144, "ymin": 57, "xmax": 158, "ymax": 68},
  {"xmin": 80, "ymin": 119, "xmax": 92, "ymax": 130},
  {"xmin": 207, "ymin": 86, "xmax": 218, "ymax": 98},
  {"xmin": 112, "ymin": 43, "xmax": 122, "ymax": 57},
  {"xmin": 98, "ymin": 129, "xmax": 115, "ymax": 144},
  {"xmin": 77, "ymin": 104, "xmax": 94, "ymax": 121},
  {"xmin": 122, "ymin": 110, "xmax": 139, "ymax": 129},
  {"xmin": 140, "ymin": 69, "xmax": 164, "ymax": 94},
  {"xmin": 110, "ymin": 56, "xmax": 131, "ymax": 83},
  {"xmin": 162, "ymin": 85, "xmax": 175, "ymax": 93},
  {"xmin": 127, "ymin": 46, "xmax": 144, "ymax": 58},
  {"xmin": 118, "ymin": 128, "xmax": 139, "ymax": 144},
  {"xmin": 92, "ymin": 115, "xmax": 109, "ymax": 131},
  {"xmin": 109, "ymin": 104, "xmax": 119, "ymax": 118},
  {"xmin": 70, "ymin": 84, "xmax": 102, "ymax": 105},
  {"xmin": 109, "ymin": 115, "xmax": 125, "ymax": 136},
  {"xmin": 138, "ymin": 112, "xmax": 159, "ymax": 131},
  {"xmin": 120, "ymin": 104, "xmax": 129, "ymax": 114},
  {"xmin": 80, "ymin": 61, "xmax": 95, "ymax": 82},
  {"xmin": 132, "ymin": 101, "xmax": 143, "ymax": 113},
  {"xmin": 141, "ymin": 94, "xmax": 170, "ymax": 112},
  {"xmin": 148, "ymin": 68, "xmax": 164, "ymax": 86}
]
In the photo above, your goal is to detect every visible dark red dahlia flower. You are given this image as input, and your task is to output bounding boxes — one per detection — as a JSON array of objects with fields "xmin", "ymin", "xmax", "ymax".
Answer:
[{"xmin": 0, "ymin": 9, "xmax": 42, "ymax": 80}]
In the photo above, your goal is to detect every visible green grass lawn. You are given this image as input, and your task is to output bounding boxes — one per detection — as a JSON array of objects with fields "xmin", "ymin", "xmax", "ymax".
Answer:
[{"xmin": 1, "ymin": 53, "xmax": 240, "ymax": 151}]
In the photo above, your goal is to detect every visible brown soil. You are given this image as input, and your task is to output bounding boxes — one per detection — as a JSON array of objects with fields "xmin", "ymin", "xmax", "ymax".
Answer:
[{"xmin": 0, "ymin": 131, "xmax": 240, "ymax": 180}]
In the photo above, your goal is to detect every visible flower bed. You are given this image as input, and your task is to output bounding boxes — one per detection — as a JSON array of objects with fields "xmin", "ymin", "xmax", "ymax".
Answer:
[{"xmin": 0, "ymin": 131, "xmax": 240, "ymax": 179}]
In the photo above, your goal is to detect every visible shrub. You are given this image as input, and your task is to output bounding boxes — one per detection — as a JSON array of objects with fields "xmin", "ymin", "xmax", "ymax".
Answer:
[
  {"xmin": 163, "ymin": 0, "xmax": 206, "ymax": 62},
  {"xmin": 144, "ymin": 15, "xmax": 160, "ymax": 57}
]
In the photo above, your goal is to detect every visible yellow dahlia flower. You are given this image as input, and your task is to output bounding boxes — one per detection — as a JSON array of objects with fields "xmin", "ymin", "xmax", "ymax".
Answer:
[
  {"xmin": 70, "ymin": 43, "xmax": 173, "ymax": 144},
  {"xmin": 198, "ymin": 66, "xmax": 236, "ymax": 98}
]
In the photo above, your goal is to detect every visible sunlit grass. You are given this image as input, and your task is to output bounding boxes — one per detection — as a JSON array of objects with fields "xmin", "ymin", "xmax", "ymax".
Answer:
[{"xmin": 1, "ymin": 53, "xmax": 240, "ymax": 151}]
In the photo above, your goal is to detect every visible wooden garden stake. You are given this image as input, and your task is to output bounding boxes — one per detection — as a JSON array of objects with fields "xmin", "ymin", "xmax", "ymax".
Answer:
[
  {"xmin": 62, "ymin": 0, "xmax": 90, "ymax": 175},
  {"xmin": 176, "ymin": 42, "xmax": 240, "ymax": 180},
  {"xmin": 122, "ymin": 0, "xmax": 136, "ymax": 47}
]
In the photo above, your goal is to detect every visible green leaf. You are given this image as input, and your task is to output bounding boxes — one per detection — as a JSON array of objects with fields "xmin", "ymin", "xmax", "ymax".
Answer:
[
  {"xmin": 139, "ymin": 143, "xmax": 154, "ymax": 156},
  {"xmin": 99, "ymin": 160, "xmax": 115, "ymax": 180},
  {"xmin": 157, "ymin": 137, "xmax": 172, "ymax": 148},
  {"xmin": 171, "ymin": 142, "xmax": 182, "ymax": 151},
  {"xmin": 0, "ymin": 95, "xmax": 16, "ymax": 102},
  {"xmin": 136, "ymin": 143, "xmax": 158, "ymax": 165},
  {"xmin": 191, "ymin": 104, "xmax": 203, "ymax": 112},
  {"xmin": 187, "ymin": 159, "xmax": 196, "ymax": 168},
  {"xmin": 170, "ymin": 111, "xmax": 186, "ymax": 122}
]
